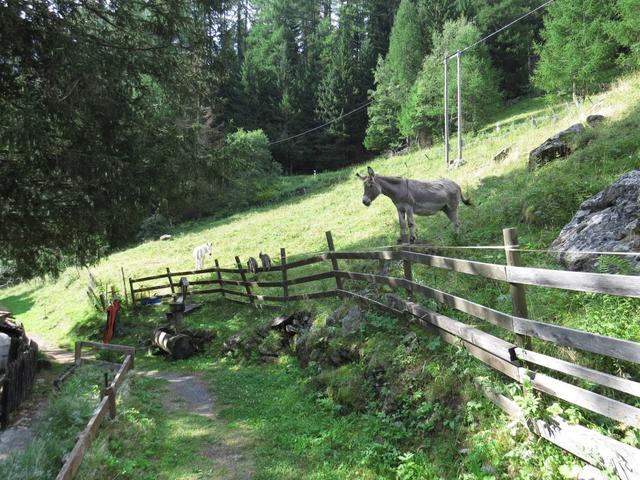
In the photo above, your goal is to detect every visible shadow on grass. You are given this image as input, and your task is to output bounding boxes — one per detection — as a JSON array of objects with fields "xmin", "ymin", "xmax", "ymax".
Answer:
[{"xmin": 0, "ymin": 288, "xmax": 38, "ymax": 316}]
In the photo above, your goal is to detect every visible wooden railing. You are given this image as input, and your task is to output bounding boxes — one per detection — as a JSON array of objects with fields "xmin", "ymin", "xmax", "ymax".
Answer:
[
  {"xmin": 129, "ymin": 229, "xmax": 640, "ymax": 479},
  {"xmin": 55, "ymin": 341, "xmax": 135, "ymax": 480}
]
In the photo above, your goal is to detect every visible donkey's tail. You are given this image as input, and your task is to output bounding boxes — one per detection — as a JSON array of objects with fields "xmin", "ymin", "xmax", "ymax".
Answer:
[{"xmin": 461, "ymin": 192, "xmax": 474, "ymax": 207}]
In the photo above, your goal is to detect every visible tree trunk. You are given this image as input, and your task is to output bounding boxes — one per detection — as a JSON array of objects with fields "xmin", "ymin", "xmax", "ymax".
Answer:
[{"xmin": 153, "ymin": 329, "xmax": 195, "ymax": 359}]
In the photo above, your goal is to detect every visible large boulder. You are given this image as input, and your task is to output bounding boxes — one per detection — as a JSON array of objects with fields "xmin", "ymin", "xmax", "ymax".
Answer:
[
  {"xmin": 551, "ymin": 170, "xmax": 640, "ymax": 272},
  {"xmin": 528, "ymin": 123, "xmax": 585, "ymax": 170}
]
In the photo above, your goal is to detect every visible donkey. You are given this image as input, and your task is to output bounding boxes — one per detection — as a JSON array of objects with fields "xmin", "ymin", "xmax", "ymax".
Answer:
[{"xmin": 357, "ymin": 166, "xmax": 472, "ymax": 243}]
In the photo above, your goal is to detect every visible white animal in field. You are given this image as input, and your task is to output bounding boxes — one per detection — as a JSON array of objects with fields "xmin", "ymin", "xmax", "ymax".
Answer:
[{"xmin": 192, "ymin": 242, "xmax": 213, "ymax": 270}]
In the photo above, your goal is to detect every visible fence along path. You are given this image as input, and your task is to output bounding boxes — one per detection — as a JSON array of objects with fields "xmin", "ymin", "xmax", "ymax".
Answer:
[{"xmin": 130, "ymin": 229, "xmax": 640, "ymax": 479}]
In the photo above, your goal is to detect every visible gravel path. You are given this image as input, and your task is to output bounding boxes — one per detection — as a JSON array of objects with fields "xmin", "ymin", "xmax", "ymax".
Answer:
[{"xmin": 143, "ymin": 370, "xmax": 255, "ymax": 480}]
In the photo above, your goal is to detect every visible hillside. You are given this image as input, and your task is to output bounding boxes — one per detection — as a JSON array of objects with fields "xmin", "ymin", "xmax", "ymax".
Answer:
[{"xmin": 2, "ymin": 73, "xmax": 640, "ymax": 479}]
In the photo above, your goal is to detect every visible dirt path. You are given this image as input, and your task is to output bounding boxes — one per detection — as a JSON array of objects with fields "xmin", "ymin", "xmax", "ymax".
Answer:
[
  {"xmin": 0, "ymin": 335, "xmax": 73, "ymax": 460},
  {"xmin": 143, "ymin": 370, "xmax": 255, "ymax": 480}
]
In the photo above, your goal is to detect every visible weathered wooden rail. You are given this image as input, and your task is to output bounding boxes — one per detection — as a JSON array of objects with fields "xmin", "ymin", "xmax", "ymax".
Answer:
[
  {"xmin": 55, "ymin": 341, "xmax": 135, "ymax": 480},
  {"xmin": 129, "ymin": 229, "xmax": 640, "ymax": 478}
]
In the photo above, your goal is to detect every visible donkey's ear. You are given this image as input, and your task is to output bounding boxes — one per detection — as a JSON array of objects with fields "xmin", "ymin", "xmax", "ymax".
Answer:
[
  {"xmin": 355, "ymin": 172, "xmax": 365, "ymax": 180},
  {"xmin": 367, "ymin": 166, "xmax": 375, "ymax": 177}
]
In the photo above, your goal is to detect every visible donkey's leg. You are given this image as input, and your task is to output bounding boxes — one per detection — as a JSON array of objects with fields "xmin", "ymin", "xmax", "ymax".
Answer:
[
  {"xmin": 406, "ymin": 207, "xmax": 416, "ymax": 243},
  {"xmin": 397, "ymin": 209, "xmax": 408, "ymax": 243},
  {"xmin": 443, "ymin": 206, "xmax": 461, "ymax": 235}
]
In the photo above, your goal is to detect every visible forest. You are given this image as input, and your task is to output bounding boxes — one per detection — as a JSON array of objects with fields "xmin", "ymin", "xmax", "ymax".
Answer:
[{"xmin": 1, "ymin": 0, "xmax": 638, "ymax": 279}]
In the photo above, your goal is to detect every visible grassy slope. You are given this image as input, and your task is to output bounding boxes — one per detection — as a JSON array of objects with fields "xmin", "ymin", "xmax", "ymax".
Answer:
[{"xmin": 2, "ymin": 74, "xmax": 640, "ymax": 479}]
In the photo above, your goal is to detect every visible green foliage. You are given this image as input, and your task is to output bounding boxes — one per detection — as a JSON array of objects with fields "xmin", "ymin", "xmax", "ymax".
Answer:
[
  {"xmin": 0, "ymin": 366, "xmax": 106, "ymax": 480},
  {"xmin": 399, "ymin": 17, "xmax": 501, "ymax": 143},
  {"xmin": 136, "ymin": 212, "xmax": 171, "ymax": 242},
  {"xmin": 386, "ymin": 0, "xmax": 427, "ymax": 89},
  {"xmin": 613, "ymin": 0, "xmax": 640, "ymax": 67},
  {"xmin": 534, "ymin": 0, "xmax": 620, "ymax": 97}
]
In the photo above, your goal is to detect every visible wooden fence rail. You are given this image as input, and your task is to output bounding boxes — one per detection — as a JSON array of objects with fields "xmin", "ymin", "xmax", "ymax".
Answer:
[
  {"xmin": 55, "ymin": 342, "xmax": 135, "ymax": 480},
  {"xmin": 128, "ymin": 229, "xmax": 640, "ymax": 478}
]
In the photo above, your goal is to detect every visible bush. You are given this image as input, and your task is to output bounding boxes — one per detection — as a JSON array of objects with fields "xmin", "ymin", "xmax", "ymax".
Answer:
[{"xmin": 136, "ymin": 212, "xmax": 170, "ymax": 242}]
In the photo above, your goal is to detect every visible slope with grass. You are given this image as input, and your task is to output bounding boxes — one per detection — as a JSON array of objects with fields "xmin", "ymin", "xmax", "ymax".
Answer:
[{"xmin": 2, "ymin": 74, "xmax": 640, "ymax": 479}]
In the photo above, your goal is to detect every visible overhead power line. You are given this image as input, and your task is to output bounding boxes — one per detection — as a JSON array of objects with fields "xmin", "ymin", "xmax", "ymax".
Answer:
[
  {"xmin": 447, "ymin": 0, "xmax": 555, "ymax": 59},
  {"xmin": 267, "ymin": 100, "xmax": 373, "ymax": 146}
]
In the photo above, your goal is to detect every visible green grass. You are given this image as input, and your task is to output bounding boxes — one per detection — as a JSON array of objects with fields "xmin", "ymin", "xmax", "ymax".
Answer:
[
  {"xmin": 2, "ymin": 73, "xmax": 640, "ymax": 479},
  {"xmin": 0, "ymin": 364, "xmax": 114, "ymax": 480}
]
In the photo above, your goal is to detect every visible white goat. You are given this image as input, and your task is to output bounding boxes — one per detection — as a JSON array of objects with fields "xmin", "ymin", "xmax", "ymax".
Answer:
[{"xmin": 192, "ymin": 242, "xmax": 213, "ymax": 270}]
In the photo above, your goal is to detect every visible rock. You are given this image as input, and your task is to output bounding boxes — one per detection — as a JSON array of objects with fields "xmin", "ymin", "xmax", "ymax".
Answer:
[
  {"xmin": 222, "ymin": 333, "xmax": 243, "ymax": 355},
  {"xmin": 586, "ymin": 114, "xmax": 606, "ymax": 126},
  {"xmin": 578, "ymin": 465, "xmax": 606, "ymax": 480},
  {"xmin": 492, "ymin": 146, "xmax": 511, "ymax": 163},
  {"xmin": 329, "ymin": 347, "xmax": 358, "ymax": 367},
  {"xmin": 159, "ymin": 234, "xmax": 172, "ymax": 241},
  {"xmin": 449, "ymin": 158, "xmax": 466, "ymax": 169},
  {"xmin": 341, "ymin": 305, "xmax": 362, "ymax": 334},
  {"xmin": 551, "ymin": 169, "xmax": 640, "ymax": 272},
  {"xmin": 325, "ymin": 311, "xmax": 338, "ymax": 327},
  {"xmin": 528, "ymin": 123, "xmax": 585, "ymax": 170}
]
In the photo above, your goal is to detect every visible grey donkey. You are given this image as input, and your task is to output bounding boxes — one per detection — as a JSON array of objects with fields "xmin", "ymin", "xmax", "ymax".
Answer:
[{"xmin": 357, "ymin": 166, "xmax": 473, "ymax": 243}]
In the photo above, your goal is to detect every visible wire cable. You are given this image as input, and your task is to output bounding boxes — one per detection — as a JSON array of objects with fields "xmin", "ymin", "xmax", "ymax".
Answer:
[
  {"xmin": 267, "ymin": 100, "xmax": 373, "ymax": 146},
  {"xmin": 446, "ymin": 0, "xmax": 555, "ymax": 60}
]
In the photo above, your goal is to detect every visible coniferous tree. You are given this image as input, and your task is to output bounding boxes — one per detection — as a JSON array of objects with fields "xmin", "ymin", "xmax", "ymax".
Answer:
[{"xmin": 534, "ymin": 0, "xmax": 620, "ymax": 98}]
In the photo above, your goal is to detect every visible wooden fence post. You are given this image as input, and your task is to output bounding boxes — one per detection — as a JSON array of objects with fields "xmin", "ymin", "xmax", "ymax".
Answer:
[
  {"xmin": 166, "ymin": 268, "xmax": 175, "ymax": 296},
  {"xmin": 74, "ymin": 342, "xmax": 83, "ymax": 366},
  {"xmin": 281, "ymin": 248, "xmax": 289, "ymax": 303},
  {"xmin": 503, "ymin": 227, "xmax": 531, "ymax": 349},
  {"xmin": 0, "ymin": 375, "xmax": 8, "ymax": 429},
  {"xmin": 326, "ymin": 231, "xmax": 343, "ymax": 291},
  {"xmin": 129, "ymin": 278, "xmax": 136, "ymax": 313},
  {"xmin": 214, "ymin": 259, "xmax": 225, "ymax": 299},
  {"xmin": 403, "ymin": 256, "xmax": 413, "ymax": 300},
  {"xmin": 121, "ymin": 267, "xmax": 129, "ymax": 306},
  {"xmin": 235, "ymin": 256, "xmax": 255, "ymax": 305}
]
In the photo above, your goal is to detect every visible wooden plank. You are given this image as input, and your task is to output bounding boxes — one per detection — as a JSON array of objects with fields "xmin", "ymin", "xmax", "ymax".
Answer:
[
  {"xmin": 130, "ymin": 272, "xmax": 170, "ymax": 283},
  {"xmin": 400, "ymin": 300, "xmax": 518, "ymax": 364},
  {"xmin": 325, "ymin": 232, "xmax": 343, "ymax": 290},
  {"xmin": 331, "ymin": 250, "xmax": 508, "ymax": 281},
  {"xmin": 514, "ymin": 317, "xmax": 640, "ymax": 364},
  {"xmin": 525, "ymin": 370, "xmax": 640, "ymax": 427},
  {"xmin": 336, "ymin": 270, "xmax": 515, "ymax": 332},
  {"xmin": 55, "ymin": 395, "xmax": 111, "ymax": 480},
  {"xmin": 132, "ymin": 284, "xmax": 172, "ymax": 293},
  {"xmin": 109, "ymin": 355, "xmax": 133, "ymax": 393},
  {"xmin": 187, "ymin": 279, "xmax": 221, "ymax": 286},
  {"xmin": 477, "ymin": 383, "xmax": 640, "ymax": 479},
  {"xmin": 166, "ymin": 268, "xmax": 176, "ymax": 295},
  {"xmin": 286, "ymin": 271, "xmax": 335, "ymax": 286},
  {"xmin": 188, "ymin": 288, "xmax": 223, "ymax": 296},
  {"xmin": 78, "ymin": 341, "xmax": 135, "ymax": 356},
  {"xmin": 516, "ymin": 348, "xmax": 640, "ymax": 398},
  {"xmin": 221, "ymin": 289, "xmax": 335, "ymax": 302},
  {"xmin": 235, "ymin": 256, "xmax": 255, "ymax": 305},
  {"xmin": 506, "ymin": 265, "xmax": 640, "ymax": 298},
  {"xmin": 284, "ymin": 254, "xmax": 329, "ymax": 270}
]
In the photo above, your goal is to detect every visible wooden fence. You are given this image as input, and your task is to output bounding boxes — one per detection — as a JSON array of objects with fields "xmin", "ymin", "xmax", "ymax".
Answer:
[
  {"xmin": 130, "ymin": 229, "xmax": 640, "ymax": 478},
  {"xmin": 0, "ymin": 338, "xmax": 38, "ymax": 429},
  {"xmin": 55, "ymin": 341, "xmax": 135, "ymax": 480}
]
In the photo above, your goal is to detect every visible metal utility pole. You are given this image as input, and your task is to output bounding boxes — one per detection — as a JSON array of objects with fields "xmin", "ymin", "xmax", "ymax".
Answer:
[
  {"xmin": 456, "ymin": 49, "xmax": 463, "ymax": 163},
  {"xmin": 443, "ymin": 56, "xmax": 450, "ymax": 169}
]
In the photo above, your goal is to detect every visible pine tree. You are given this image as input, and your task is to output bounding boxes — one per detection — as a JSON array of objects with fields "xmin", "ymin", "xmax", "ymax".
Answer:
[
  {"xmin": 534, "ymin": 0, "xmax": 620, "ymax": 98},
  {"xmin": 398, "ymin": 18, "xmax": 501, "ymax": 145},
  {"xmin": 613, "ymin": 0, "xmax": 640, "ymax": 67}
]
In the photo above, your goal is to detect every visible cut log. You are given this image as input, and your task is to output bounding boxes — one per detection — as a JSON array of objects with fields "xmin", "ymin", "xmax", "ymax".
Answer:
[{"xmin": 153, "ymin": 329, "xmax": 195, "ymax": 360}]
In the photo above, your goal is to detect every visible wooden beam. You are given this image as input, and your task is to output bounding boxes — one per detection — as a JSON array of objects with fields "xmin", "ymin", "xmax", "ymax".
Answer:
[
  {"xmin": 506, "ymin": 265, "xmax": 640, "ymax": 298},
  {"xmin": 325, "ymin": 231, "xmax": 343, "ymax": 290},
  {"xmin": 235, "ymin": 256, "xmax": 255, "ymax": 305},
  {"xmin": 476, "ymin": 382, "xmax": 640, "ymax": 479},
  {"xmin": 524, "ymin": 369, "xmax": 640, "ymax": 428},
  {"xmin": 281, "ymin": 248, "xmax": 288, "ymax": 303},
  {"xmin": 515, "ymin": 348, "xmax": 640, "ymax": 398},
  {"xmin": 284, "ymin": 254, "xmax": 329, "ymax": 270}
]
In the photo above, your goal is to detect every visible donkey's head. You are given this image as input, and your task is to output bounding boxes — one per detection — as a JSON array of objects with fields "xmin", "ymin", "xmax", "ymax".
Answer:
[{"xmin": 356, "ymin": 166, "xmax": 381, "ymax": 207}]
